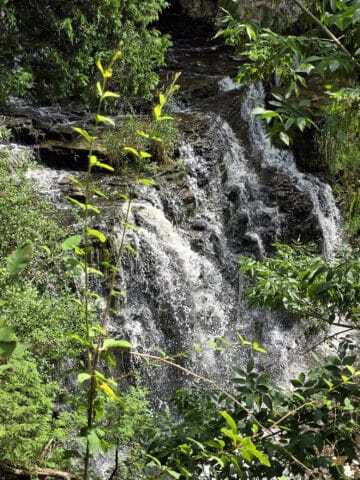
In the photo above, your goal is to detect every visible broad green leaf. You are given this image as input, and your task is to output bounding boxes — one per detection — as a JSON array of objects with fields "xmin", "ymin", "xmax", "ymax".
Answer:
[
  {"xmin": 87, "ymin": 429, "xmax": 101, "ymax": 454},
  {"xmin": 95, "ymin": 114, "xmax": 115, "ymax": 126},
  {"xmin": 154, "ymin": 104, "xmax": 162, "ymax": 120},
  {"xmin": 78, "ymin": 372, "xmax": 91, "ymax": 383},
  {"xmin": 284, "ymin": 117, "xmax": 294, "ymax": 130},
  {"xmin": 137, "ymin": 130, "xmax": 150, "ymax": 139},
  {"xmin": 239, "ymin": 437, "xmax": 271, "ymax": 466},
  {"xmin": 6, "ymin": 242, "xmax": 33, "ymax": 275},
  {"xmin": 329, "ymin": 60, "xmax": 340, "ymax": 72},
  {"xmin": 123, "ymin": 146, "xmax": 140, "ymax": 157},
  {"xmin": 159, "ymin": 93, "xmax": 166, "ymax": 106},
  {"xmin": 92, "ymin": 187, "xmax": 108, "ymax": 199},
  {"xmin": 70, "ymin": 177, "xmax": 82, "ymax": 186},
  {"xmin": 166, "ymin": 469, "xmax": 181, "ymax": 479},
  {"xmin": 96, "ymin": 59, "xmax": 104, "ymax": 76},
  {"xmin": 279, "ymin": 131, "xmax": 290, "ymax": 146},
  {"xmin": 139, "ymin": 178, "xmax": 156, "ymax": 186},
  {"xmin": 0, "ymin": 341, "xmax": 17, "ymax": 358},
  {"xmin": 246, "ymin": 24, "xmax": 257, "ymax": 40},
  {"xmin": 146, "ymin": 454, "xmax": 162, "ymax": 467},
  {"xmin": 118, "ymin": 193, "xmax": 130, "ymax": 201},
  {"xmin": 95, "ymin": 162, "xmax": 114, "ymax": 172},
  {"xmin": 140, "ymin": 151, "xmax": 152, "ymax": 159},
  {"xmin": 87, "ymin": 204, "xmax": 100, "ymax": 214},
  {"xmin": 72, "ymin": 127, "xmax": 93, "ymax": 143},
  {"xmin": 208, "ymin": 456, "xmax": 225, "ymax": 468},
  {"xmin": 89, "ymin": 155, "xmax": 97, "ymax": 165},
  {"xmin": 0, "ymin": 326, "xmax": 14, "ymax": 342},
  {"xmin": 96, "ymin": 81, "xmax": 103, "ymax": 97},
  {"xmin": 87, "ymin": 267, "xmax": 103, "ymax": 276},
  {"xmin": 99, "ymin": 381, "xmax": 121, "ymax": 402},
  {"xmin": 296, "ymin": 117, "xmax": 306, "ymax": 132},
  {"xmin": 88, "ymin": 229, "xmax": 106, "ymax": 243},
  {"xmin": 66, "ymin": 196, "xmax": 86, "ymax": 210},
  {"xmin": 61, "ymin": 235, "xmax": 81, "ymax": 251},
  {"xmin": 103, "ymin": 338, "xmax": 132, "ymax": 350},
  {"xmin": 219, "ymin": 410, "xmax": 238, "ymax": 434}
]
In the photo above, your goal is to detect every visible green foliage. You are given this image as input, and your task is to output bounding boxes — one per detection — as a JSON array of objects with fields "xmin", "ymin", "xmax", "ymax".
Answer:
[
  {"xmin": 148, "ymin": 339, "xmax": 360, "ymax": 479},
  {"xmin": 63, "ymin": 49, "xmax": 180, "ymax": 480},
  {"xmin": 0, "ymin": 356, "xmax": 59, "ymax": 468},
  {"xmin": 240, "ymin": 242, "xmax": 360, "ymax": 330},
  {"xmin": 217, "ymin": 0, "xmax": 360, "ymax": 153},
  {"xmin": 315, "ymin": 87, "xmax": 360, "ymax": 242},
  {"xmin": 0, "ymin": 0, "xmax": 171, "ymax": 105},
  {"xmin": 104, "ymin": 76, "xmax": 180, "ymax": 167}
]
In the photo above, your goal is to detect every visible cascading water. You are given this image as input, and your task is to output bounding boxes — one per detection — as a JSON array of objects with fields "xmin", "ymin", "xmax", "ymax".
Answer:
[{"xmin": 3, "ymin": 22, "xmax": 342, "ymax": 401}]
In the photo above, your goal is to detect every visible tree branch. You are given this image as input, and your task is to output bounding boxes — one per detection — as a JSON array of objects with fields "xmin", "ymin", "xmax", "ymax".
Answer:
[{"xmin": 1, "ymin": 465, "xmax": 81, "ymax": 480}]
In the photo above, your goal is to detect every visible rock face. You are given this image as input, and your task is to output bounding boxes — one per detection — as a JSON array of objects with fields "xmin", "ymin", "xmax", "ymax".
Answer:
[
  {"xmin": 177, "ymin": 0, "xmax": 217, "ymax": 21},
  {"xmin": 170, "ymin": 0, "xmax": 299, "ymax": 24}
]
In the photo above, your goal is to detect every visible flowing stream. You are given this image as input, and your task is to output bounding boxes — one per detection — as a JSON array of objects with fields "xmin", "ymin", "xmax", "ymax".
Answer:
[{"xmin": 6, "ymin": 21, "xmax": 342, "ymax": 401}]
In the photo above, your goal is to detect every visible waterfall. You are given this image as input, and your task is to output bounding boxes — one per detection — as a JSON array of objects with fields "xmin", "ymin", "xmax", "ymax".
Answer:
[
  {"xmin": 241, "ymin": 83, "xmax": 342, "ymax": 255},
  {"xmin": 3, "ymin": 32, "xmax": 342, "ymax": 400}
]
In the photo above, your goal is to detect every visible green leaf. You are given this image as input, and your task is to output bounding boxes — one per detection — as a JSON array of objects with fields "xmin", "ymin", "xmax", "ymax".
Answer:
[
  {"xmin": 72, "ymin": 127, "xmax": 93, "ymax": 143},
  {"xmin": 159, "ymin": 93, "xmax": 166, "ymax": 106},
  {"xmin": 92, "ymin": 187, "xmax": 108, "ymax": 199},
  {"xmin": 99, "ymin": 381, "xmax": 121, "ymax": 402},
  {"xmin": 102, "ymin": 91, "xmax": 120, "ymax": 99},
  {"xmin": 137, "ymin": 130, "xmax": 150, "ymax": 139},
  {"xmin": 87, "ymin": 429, "xmax": 101, "ymax": 454},
  {"xmin": 139, "ymin": 178, "xmax": 156, "ymax": 186},
  {"xmin": 219, "ymin": 411, "xmax": 237, "ymax": 435},
  {"xmin": 0, "ymin": 341, "xmax": 17, "ymax": 358},
  {"xmin": 0, "ymin": 326, "xmax": 15, "ymax": 342},
  {"xmin": 154, "ymin": 104, "xmax": 162, "ymax": 120},
  {"xmin": 95, "ymin": 162, "xmax": 115, "ymax": 172},
  {"xmin": 87, "ymin": 267, "xmax": 103, "ymax": 277},
  {"xmin": 87, "ymin": 229, "xmax": 106, "ymax": 243},
  {"xmin": 61, "ymin": 235, "xmax": 82, "ymax": 251},
  {"xmin": 78, "ymin": 372, "xmax": 91, "ymax": 383},
  {"xmin": 96, "ymin": 59, "xmax": 104, "ymax": 76},
  {"xmin": 123, "ymin": 146, "xmax": 140, "ymax": 157},
  {"xmin": 6, "ymin": 242, "xmax": 33, "ymax": 275},
  {"xmin": 102, "ymin": 338, "xmax": 132, "ymax": 350},
  {"xmin": 279, "ymin": 131, "xmax": 290, "ymax": 146},
  {"xmin": 96, "ymin": 81, "xmax": 103, "ymax": 97},
  {"xmin": 140, "ymin": 151, "xmax": 152, "ymax": 159},
  {"xmin": 95, "ymin": 114, "xmax": 115, "ymax": 126},
  {"xmin": 166, "ymin": 469, "xmax": 181, "ymax": 479},
  {"xmin": 66, "ymin": 196, "xmax": 86, "ymax": 211}
]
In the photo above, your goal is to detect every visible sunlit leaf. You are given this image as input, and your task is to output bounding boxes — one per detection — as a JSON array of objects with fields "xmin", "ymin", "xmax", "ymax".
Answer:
[
  {"xmin": 88, "ymin": 229, "xmax": 106, "ymax": 243},
  {"xmin": 6, "ymin": 242, "xmax": 33, "ymax": 275}
]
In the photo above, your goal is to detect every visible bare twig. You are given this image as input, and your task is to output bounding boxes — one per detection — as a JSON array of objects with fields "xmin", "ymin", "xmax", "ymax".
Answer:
[{"xmin": 303, "ymin": 327, "xmax": 354, "ymax": 354}]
